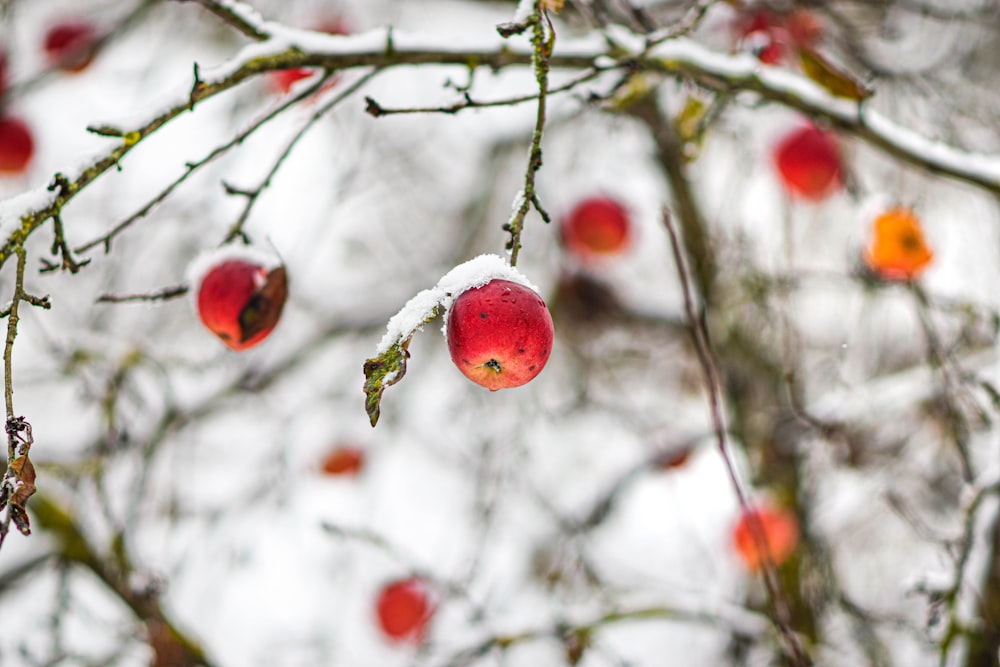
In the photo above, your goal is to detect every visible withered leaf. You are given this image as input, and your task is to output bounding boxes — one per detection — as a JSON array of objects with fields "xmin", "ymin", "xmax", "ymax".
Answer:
[
  {"xmin": 799, "ymin": 48, "xmax": 873, "ymax": 101},
  {"xmin": 6, "ymin": 455, "xmax": 36, "ymax": 536},
  {"xmin": 238, "ymin": 265, "xmax": 288, "ymax": 343}
]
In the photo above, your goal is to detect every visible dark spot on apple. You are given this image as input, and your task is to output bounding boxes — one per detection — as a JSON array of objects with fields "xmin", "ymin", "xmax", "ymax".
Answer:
[
  {"xmin": 528, "ymin": 365, "xmax": 537, "ymax": 371},
  {"xmin": 899, "ymin": 231, "xmax": 921, "ymax": 252},
  {"xmin": 480, "ymin": 312, "xmax": 488, "ymax": 319},
  {"xmin": 518, "ymin": 348, "xmax": 525, "ymax": 354}
]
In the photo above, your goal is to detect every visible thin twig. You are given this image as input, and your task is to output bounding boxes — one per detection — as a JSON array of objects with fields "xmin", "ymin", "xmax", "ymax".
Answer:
[
  {"xmin": 909, "ymin": 282, "xmax": 975, "ymax": 482},
  {"xmin": 365, "ymin": 67, "xmax": 602, "ymax": 118},
  {"xmin": 223, "ymin": 68, "xmax": 381, "ymax": 243},
  {"xmin": 7, "ymin": 30, "xmax": 1000, "ymax": 272},
  {"xmin": 505, "ymin": 4, "xmax": 555, "ymax": 266},
  {"xmin": 96, "ymin": 284, "xmax": 190, "ymax": 303},
  {"xmin": 172, "ymin": 0, "xmax": 269, "ymax": 40},
  {"xmin": 75, "ymin": 71, "xmax": 340, "ymax": 254},
  {"xmin": 661, "ymin": 208, "xmax": 811, "ymax": 667}
]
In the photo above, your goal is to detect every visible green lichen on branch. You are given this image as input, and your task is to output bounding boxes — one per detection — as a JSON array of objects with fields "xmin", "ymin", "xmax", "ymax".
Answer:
[
  {"xmin": 502, "ymin": 2, "xmax": 555, "ymax": 266},
  {"xmin": 363, "ymin": 305, "xmax": 443, "ymax": 427}
]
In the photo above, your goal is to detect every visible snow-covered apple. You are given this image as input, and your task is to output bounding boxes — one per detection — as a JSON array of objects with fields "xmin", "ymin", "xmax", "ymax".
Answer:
[
  {"xmin": 560, "ymin": 196, "xmax": 632, "ymax": 261},
  {"xmin": 732, "ymin": 504, "xmax": 800, "ymax": 572},
  {"xmin": 375, "ymin": 577, "xmax": 433, "ymax": 643},
  {"xmin": 193, "ymin": 250, "xmax": 287, "ymax": 351},
  {"xmin": 44, "ymin": 20, "xmax": 98, "ymax": 73},
  {"xmin": 446, "ymin": 279, "xmax": 554, "ymax": 391},
  {"xmin": 772, "ymin": 123, "xmax": 843, "ymax": 201},
  {"xmin": 0, "ymin": 116, "xmax": 35, "ymax": 175},
  {"xmin": 733, "ymin": 8, "xmax": 787, "ymax": 65},
  {"xmin": 733, "ymin": 8, "xmax": 822, "ymax": 65},
  {"xmin": 320, "ymin": 445, "xmax": 364, "ymax": 476}
]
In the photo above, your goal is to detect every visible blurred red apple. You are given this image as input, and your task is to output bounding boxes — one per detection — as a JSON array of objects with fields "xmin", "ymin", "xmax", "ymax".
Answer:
[
  {"xmin": 268, "ymin": 18, "xmax": 350, "ymax": 95},
  {"xmin": 732, "ymin": 504, "xmax": 800, "ymax": 572},
  {"xmin": 733, "ymin": 8, "xmax": 821, "ymax": 65},
  {"xmin": 733, "ymin": 8, "xmax": 788, "ymax": 65},
  {"xmin": 375, "ymin": 577, "xmax": 433, "ymax": 643},
  {"xmin": 785, "ymin": 9, "xmax": 823, "ymax": 47},
  {"xmin": 43, "ymin": 20, "xmax": 99, "ymax": 73},
  {"xmin": 194, "ymin": 254, "xmax": 287, "ymax": 351},
  {"xmin": 772, "ymin": 123, "xmax": 843, "ymax": 201},
  {"xmin": 0, "ymin": 116, "xmax": 35, "ymax": 175},
  {"xmin": 446, "ymin": 279, "xmax": 554, "ymax": 391},
  {"xmin": 320, "ymin": 445, "xmax": 364, "ymax": 476},
  {"xmin": 560, "ymin": 197, "xmax": 632, "ymax": 260}
]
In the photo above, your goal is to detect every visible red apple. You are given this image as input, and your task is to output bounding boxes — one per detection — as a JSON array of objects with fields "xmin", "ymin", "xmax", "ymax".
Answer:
[
  {"xmin": 194, "ymin": 255, "xmax": 287, "ymax": 351},
  {"xmin": 446, "ymin": 279, "xmax": 554, "ymax": 391},
  {"xmin": 733, "ymin": 8, "xmax": 821, "ymax": 64},
  {"xmin": 43, "ymin": 20, "xmax": 98, "ymax": 73},
  {"xmin": 375, "ymin": 577, "xmax": 433, "ymax": 643},
  {"xmin": 320, "ymin": 445, "xmax": 364, "ymax": 476},
  {"xmin": 268, "ymin": 18, "xmax": 350, "ymax": 95},
  {"xmin": 785, "ymin": 9, "xmax": 823, "ymax": 48},
  {"xmin": 0, "ymin": 116, "xmax": 35, "ymax": 175},
  {"xmin": 731, "ymin": 504, "xmax": 800, "ymax": 572},
  {"xmin": 560, "ymin": 197, "xmax": 632, "ymax": 260},
  {"xmin": 733, "ymin": 8, "xmax": 788, "ymax": 65},
  {"xmin": 772, "ymin": 123, "xmax": 843, "ymax": 201}
]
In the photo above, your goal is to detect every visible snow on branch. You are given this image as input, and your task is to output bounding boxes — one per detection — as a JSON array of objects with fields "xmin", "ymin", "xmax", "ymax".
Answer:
[
  {"xmin": 638, "ymin": 35, "xmax": 1000, "ymax": 193},
  {"xmin": 3, "ymin": 22, "xmax": 1000, "ymax": 273}
]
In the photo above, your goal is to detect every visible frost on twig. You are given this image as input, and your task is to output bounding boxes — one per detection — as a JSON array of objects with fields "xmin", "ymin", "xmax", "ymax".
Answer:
[{"xmin": 363, "ymin": 254, "xmax": 537, "ymax": 426}]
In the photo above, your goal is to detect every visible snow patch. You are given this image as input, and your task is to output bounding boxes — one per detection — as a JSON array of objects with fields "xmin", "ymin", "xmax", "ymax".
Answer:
[
  {"xmin": 374, "ymin": 253, "xmax": 539, "ymax": 354},
  {"xmin": 512, "ymin": 0, "xmax": 535, "ymax": 24},
  {"xmin": 184, "ymin": 244, "xmax": 284, "ymax": 299},
  {"xmin": 0, "ymin": 186, "xmax": 56, "ymax": 243}
]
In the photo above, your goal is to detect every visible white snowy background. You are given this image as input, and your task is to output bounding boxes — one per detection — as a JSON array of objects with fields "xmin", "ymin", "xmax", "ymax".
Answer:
[{"xmin": 0, "ymin": 1, "xmax": 999, "ymax": 666}]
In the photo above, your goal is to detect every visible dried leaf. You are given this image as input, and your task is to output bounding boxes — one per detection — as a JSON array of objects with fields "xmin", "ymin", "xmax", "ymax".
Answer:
[
  {"xmin": 238, "ymin": 265, "xmax": 288, "ymax": 343},
  {"xmin": 674, "ymin": 96, "xmax": 711, "ymax": 161},
  {"xmin": 6, "ymin": 455, "xmax": 36, "ymax": 536},
  {"xmin": 541, "ymin": 0, "xmax": 565, "ymax": 11},
  {"xmin": 799, "ymin": 47, "xmax": 873, "ymax": 101},
  {"xmin": 675, "ymin": 96, "xmax": 706, "ymax": 142}
]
